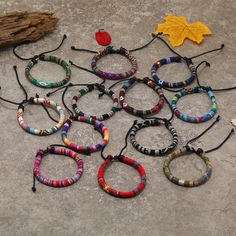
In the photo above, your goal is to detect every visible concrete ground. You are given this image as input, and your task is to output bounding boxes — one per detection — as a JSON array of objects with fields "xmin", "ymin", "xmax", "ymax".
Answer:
[{"xmin": 0, "ymin": 0, "xmax": 235, "ymax": 235}]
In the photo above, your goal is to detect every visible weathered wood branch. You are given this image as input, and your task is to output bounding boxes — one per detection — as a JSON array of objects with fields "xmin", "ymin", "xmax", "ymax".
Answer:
[{"xmin": 0, "ymin": 11, "xmax": 59, "ymax": 47}]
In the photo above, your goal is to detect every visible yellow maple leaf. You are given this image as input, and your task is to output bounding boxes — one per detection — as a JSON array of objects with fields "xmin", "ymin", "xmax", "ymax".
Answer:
[{"xmin": 155, "ymin": 15, "xmax": 212, "ymax": 47}]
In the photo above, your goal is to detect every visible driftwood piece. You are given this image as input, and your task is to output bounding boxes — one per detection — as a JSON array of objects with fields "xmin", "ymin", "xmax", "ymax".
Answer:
[{"xmin": 0, "ymin": 11, "xmax": 59, "ymax": 47}]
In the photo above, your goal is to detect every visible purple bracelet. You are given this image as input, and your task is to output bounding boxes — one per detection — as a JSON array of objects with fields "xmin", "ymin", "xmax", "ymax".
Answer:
[{"xmin": 91, "ymin": 46, "xmax": 137, "ymax": 80}]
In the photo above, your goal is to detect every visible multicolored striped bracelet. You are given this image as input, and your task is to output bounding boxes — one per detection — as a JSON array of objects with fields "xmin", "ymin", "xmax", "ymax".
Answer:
[
  {"xmin": 171, "ymin": 86, "xmax": 218, "ymax": 123},
  {"xmin": 130, "ymin": 119, "xmax": 178, "ymax": 156},
  {"xmin": 25, "ymin": 54, "xmax": 72, "ymax": 88},
  {"xmin": 119, "ymin": 77, "xmax": 165, "ymax": 117},
  {"xmin": 17, "ymin": 97, "xmax": 65, "ymax": 136},
  {"xmin": 72, "ymin": 84, "xmax": 119, "ymax": 121},
  {"xmin": 151, "ymin": 57, "xmax": 196, "ymax": 88},
  {"xmin": 61, "ymin": 116, "xmax": 109, "ymax": 153},
  {"xmin": 33, "ymin": 146, "xmax": 84, "ymax": 188},
  {"xmin": 91, "ymin": 46, "xmax": 137, "ymax": 80},
  {"xmin": 163, "ymin": 145, "xmax": 212, "ymax": 187},
  {"xmin": 97, "ymin": 156, "xmax": 146, "ymax": 198}
]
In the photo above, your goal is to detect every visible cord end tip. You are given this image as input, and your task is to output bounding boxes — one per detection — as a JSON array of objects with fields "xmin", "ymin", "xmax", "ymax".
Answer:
[
  {"xmin": 71, "ymin": 46, "xmax": 75, "ymax": 50},
  {"xmin": 69, "ymin": 60, "xmax": 73, "ymax": 65},
  {"xmin": 46, "ymin": 93, "xmax": 51, "ymax": 97},
  {"xmin": 32, "ymin": 187, "xmax": 36, "ymax": 192},
  {"xmin": 13, "ymin": 65, "xmax": 17, "ymax": 69},
  {"xmin": 206, "ymin": 62, "xmax": 210, "ymax": 67},
  {"xmin": 221, "ymin": 44, "xmax": 225, "ymax": 49},
  {"xmin": 216, "ymin": 115, "xmax": 220, "ymax": 121},
  {"xmin": 63, "ymin": 34, "xmax": 67, "ymax": 39},
  {"xmin": 231, "ymin": 128, "xmax": 235, "ymax": 133}
]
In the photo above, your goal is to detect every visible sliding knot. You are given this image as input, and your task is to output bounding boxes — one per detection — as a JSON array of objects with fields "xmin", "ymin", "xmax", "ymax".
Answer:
[
  {"xmin": 196, "ymin": 148, "xmax": 205, "ymax": 156},
  {"xmin": 119, "ymin": 47, "xmax": 126, "ymax": 54},
  {"xmin": 87, "ymin": 84, "xmax": 94, "ymax": 92}
]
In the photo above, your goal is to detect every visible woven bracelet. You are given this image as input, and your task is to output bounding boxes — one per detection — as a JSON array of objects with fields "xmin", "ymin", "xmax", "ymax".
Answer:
[
  {"xmin": 151, "ymin": 56, "xmax": 196, "ymax": 88},
  {"xmin": 130, "ymin": 119, "xmax": 178, "ymax": 156},
  {"xmin": 97, "ymin": 155, "xmax": 146, "ymax": 198},
  {"xmin": 119, "ymin": 77, "xmax": 165, "ymax": 117},
  {"xmin": 171, "ymin": 86, "xmax": 217, "ymax": 123},
  {"xmin": 61, "ymin": 116, "xmax": 109, "ymax": 153},
  {"xmin": 72, "ymin": 84, "xmax": 119, "ymax": 121},
  {"xmin": 33, "ymin": 146, "xmax": 84, "ymax": 188},
  {"xmin": 25, "ymin": 54, "xmax": 71, "ymax": 88},
  {"xmin": 17, "ymin": 97, "xmax": 65, "ymax": 136},
  {"xmin": 91, "ymin": 46, "xmax": 137, "ymax": 80},
  {"xmin": 163, "ymin": 145, "xmax": 212, "ymax": 187}
]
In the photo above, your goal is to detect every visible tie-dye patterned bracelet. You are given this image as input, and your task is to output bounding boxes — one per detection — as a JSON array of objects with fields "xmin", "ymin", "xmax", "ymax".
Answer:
[
  {"xmin": 91, "ymin": 46, "xmax": 137, "ymax": 80},
  {"xmin": 61, "ymin": 116, "xmax": 109, "ymax": 153},
  {"xmin": 119, "ymin": 77, "xmax": 165, "ymax": 117},
  {"xmin": 97, "ymin": 155, "xmax": 146, "ymax": 198},
  {"xmin": 130, "ymin": 119, "xmax": 178, "ymax": 156},
  {"xmin": 25, "ymin": 54, "xmax": 72, "ymax": 88},
  {"xmin": 17, "ymin": 97, "xmax": 65, "ymax": 136},
  {"xmin": 72, "ymin": 84, "xmax": 119, "ymax": 121},
  {"xmin": 171, "ymin": 86, "xmax": 217, "ymax": 123},
  {"xmin": 33, "ymin": 146, "xmax": 84, "ymax": 188},
  {"xmin": 151, "ymin": 57, "xmax": 196, "ymax": 88},
  {"xmin": 163, "ymin": 145, "xmax": 212, "ymax": 187}
]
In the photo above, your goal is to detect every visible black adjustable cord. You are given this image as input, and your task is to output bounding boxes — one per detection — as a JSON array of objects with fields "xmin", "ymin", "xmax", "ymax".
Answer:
[
  {"xmin": 101, "ymin": 120, "xmax": 138, "ymax": 160},
  {"xmin": 205, "ymin": 129, "xmax": 234, "ymax": 153},
  {"xmin": 195, "ymin": 61, "xmax": 236, "ymax": 92},
  {"xmin": 13, "ymin": 34, "xmax": 67, "ymax": 61},
  {"xmin": 186, "ymin": 115, "xmax": 220, "ymax": 145},
  {"xmin": 71, "ymin": 46, "xmax": 97, "ymax": 53}
]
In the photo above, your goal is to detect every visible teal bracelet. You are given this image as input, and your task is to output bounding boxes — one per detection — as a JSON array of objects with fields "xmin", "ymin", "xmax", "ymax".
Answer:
[{"xmin": 25, "ymin": 54, "xmax": 72, "ymax": 88}]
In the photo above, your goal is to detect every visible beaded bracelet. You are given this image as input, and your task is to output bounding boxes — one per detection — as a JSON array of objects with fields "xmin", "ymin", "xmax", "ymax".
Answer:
[
  {"xmin": 25, "ymin": 54, "xmax": 72, "ymax": 88},
  {"xmin": 91, "ymin": 46, "xmax": 137, "ymax": 80},
  {"xmin": 97, "ymin": 155, "xmax": 146, "ymax": 198},
  {"xmin": 130, "ymin": 119, "xmax": 178, "ymax": 156},
  {"xmin": 151, "ymin": 57, "xmax": 196, "ymax": 88},
  {"xmin": 17, "ymin": 97, "xmax": 65, "ymax": 136},
  {"xmin": 33, "ymin": 146, "xmax": 84, "ymax": 188},
  {"xmin": 61, "ymin": 116, "xmax": 109, "ymax": 153},
  {"xmin": 72, "ymin": 84, "xmax": 119, "ymax": 121},
  {"xmin": 163, "ymin": 145, "xmax": 212, "ymax": 187},
  {"xmin": 171, "ymin": 86, "xmax": 217, "ymax": 123},
  {"xmin": 119, "ymin": 77, "xmax": 165, "ymax": 117}
]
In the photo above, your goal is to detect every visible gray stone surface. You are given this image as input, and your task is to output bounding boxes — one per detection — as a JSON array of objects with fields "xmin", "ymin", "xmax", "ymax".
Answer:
[{"xmin": 0, "ymin": 0, "xmax": 236, "ymax": 235}]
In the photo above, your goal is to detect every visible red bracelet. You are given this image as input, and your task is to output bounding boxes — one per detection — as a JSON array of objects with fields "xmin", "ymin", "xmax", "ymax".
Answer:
[{"xmin": 97, "ymin": 155, "xmax": 146, "ymax": 198}]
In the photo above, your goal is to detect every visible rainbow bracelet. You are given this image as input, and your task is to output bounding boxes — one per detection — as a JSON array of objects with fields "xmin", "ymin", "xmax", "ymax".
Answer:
[{"xmin": 61, "ymin": 116, "xmax": 109, "ymax": 153}]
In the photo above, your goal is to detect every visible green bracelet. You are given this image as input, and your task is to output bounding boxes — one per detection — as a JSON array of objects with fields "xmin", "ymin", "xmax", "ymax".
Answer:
[{"xmin": 25, "ymin": 54, "xmax": 72, "ymax": 88}]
